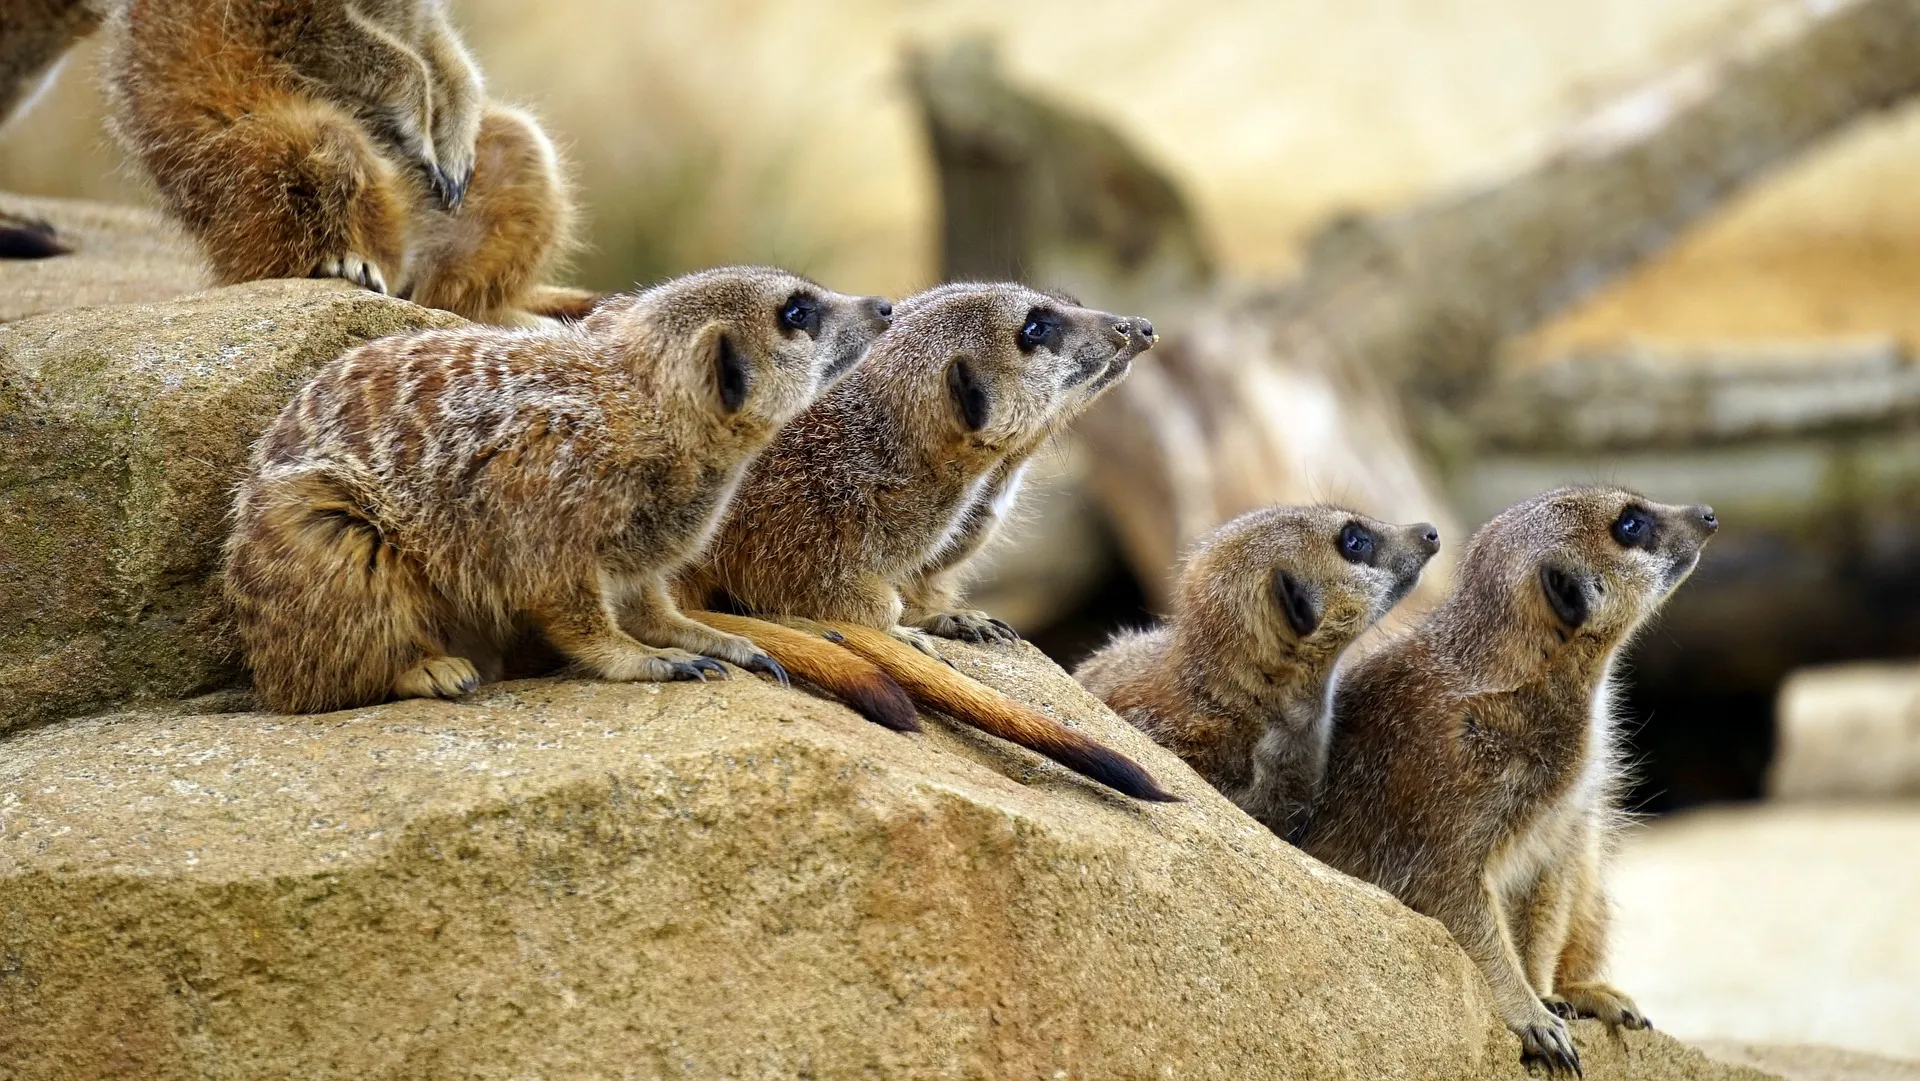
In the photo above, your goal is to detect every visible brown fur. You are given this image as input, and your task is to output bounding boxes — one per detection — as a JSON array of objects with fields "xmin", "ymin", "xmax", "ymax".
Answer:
[
  {"xmin": 687, "ymin": 609, "xmax": 919, "ymax": 732},
  {"xmin": 223, "ymin": 266, "xmax": 890, "ymax": 713},
  {"xmin": 680, "ymin": 282, "xmax": 1173, "ymax": 800},
  {"xmin": 1076, "ymin": 505, "xmax": 1438, "ymax": 838},
  {"xmin": 1301, "ymin": 486, "xmax": 1718, "ymax": 1076},
  {"xmin": 102, "ymin": 0, "xmax": 589, "ymax": 324}
]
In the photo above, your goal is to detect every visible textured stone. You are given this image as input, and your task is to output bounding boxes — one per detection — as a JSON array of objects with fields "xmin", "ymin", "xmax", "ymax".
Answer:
[
  {"xmin": 0, "ymin": 191, "xmax": 206, "ymax": 323},
  {"xmin": 0, "ymin": 279, "xmax": 461, "ymax": 730},
  {"xmin": 1771, "ymin": 663, "xmax": 1920, "ymax": 799},
  {"xmin": 0, "ymin": 642, "xmax": 1773, "ymax": 1081}
]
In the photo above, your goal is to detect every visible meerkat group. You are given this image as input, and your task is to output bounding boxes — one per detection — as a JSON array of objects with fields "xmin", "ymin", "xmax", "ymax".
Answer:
[
  {"xmin": 12, "ymin": 4, "xmax": 1725, "ymax": 1073},
  {"xmin": 1077, "ymin": 486, "xmax": 1716, "ymax": 1074}
]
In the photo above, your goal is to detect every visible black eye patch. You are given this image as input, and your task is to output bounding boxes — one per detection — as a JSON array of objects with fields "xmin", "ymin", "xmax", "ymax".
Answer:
[
  {"xmin": 1337, "ymin": 523, "xmax": 1376, "ymax": 566},
  {"xmin": 1612, "ymin": 505, "xmax": 1655, "ymax": 549},
  {"xmin": 779, "ymin": 293, "xmax": 822, "ymax": 336},
  {"xmin": 1018, "ymin": 308, "xmax": 1062, "ymax": 353}
]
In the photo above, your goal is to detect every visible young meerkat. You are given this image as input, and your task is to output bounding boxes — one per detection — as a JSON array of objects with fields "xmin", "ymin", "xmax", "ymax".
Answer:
[
  {"xmin": 102, "ymin": 0, "xmax": 589, "ymax": 324},
  {"xmin": 223, "ymin": 266, "xmax": 892, "ymax": 713},
  {"xmin": 1300, "ymin": 487, "xmax": 1718, "ymax": 1076},
  {"xmin": 679, "ymin": 282, "xmax": 1175, "ymax": 801},
  {"xmin": 1075, "ymin": 505, "xmax": 1440, "ymax": 839}
]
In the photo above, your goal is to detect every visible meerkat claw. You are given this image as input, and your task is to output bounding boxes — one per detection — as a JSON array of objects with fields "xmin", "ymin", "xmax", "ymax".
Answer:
[
  {"xmin": 317, "ymin": 254, "xmax": 389, "ymax": 295},
  {"xmin": 742, "ymin": 652, "xmax": 790, "ymax": 687},
  {"xmin": 986, "ymin": 617, "xmax": 1021, "ymax": 642},
  {"xmin": 1520, "ymin": 1019, "xmax": 1581, "ymax": 1079},
  {"xmin": 427, "ymin": 161, "xmax": 472, "ymax": 212},
  {"xmin": 1544, "ymin": 996, "xmax": 1577, "ymax": 1020}
]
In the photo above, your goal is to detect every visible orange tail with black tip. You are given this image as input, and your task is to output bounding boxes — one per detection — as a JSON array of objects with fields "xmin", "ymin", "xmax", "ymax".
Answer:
[
  {"xmin": 823, "ymin": 621, "xmax": 1180, "ymax": 803},
  {"xmin": 687, "ymin": 611, "xmax": 919, "ymax": 732}
]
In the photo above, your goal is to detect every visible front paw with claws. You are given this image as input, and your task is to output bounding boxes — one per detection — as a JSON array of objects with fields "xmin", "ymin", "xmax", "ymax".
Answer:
[
  {"xmin": 668, "ymin": 656, "xmax": 729, "ymax": 682},
  {"xmin": 740, "ymin": 652, "xmax": 790, "ymax": 687},
  {"xmin": 1519, "ymin": 1014, "xmax": 1581, "ymax": 1078},
  {"xmin": 888, "ymin": 625, "xmax": 951, "ymax": 664},
  {"xmin": 1548, "ymin": 982, "xmax": 1650, "ymax": 1030},
  {"xmin": 918, "ymin": 609, "xmax": 1021, "ymax": 645},
  {"xmin": 315, "ymin": 254, "xmax": 389, "ymax": 294},
  {"xmin": 425, "ymin": 159, "xmax": 473, "ymax": 212}
]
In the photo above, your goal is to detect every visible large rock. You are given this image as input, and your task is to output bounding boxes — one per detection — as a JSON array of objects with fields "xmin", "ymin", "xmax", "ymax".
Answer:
[
  {"xmin": 1770, "ymin": 663, "xmax": 1920, "ymax": 799},
  {"xmin": 0, "ymin": 280, "xmax": 461, "ymax": 731},
  {"xmin": 0, "ymin": 191, "xmax": 207, "ymax": 323},
  {"xmin": 0, "ymin": 641, "xmax": 1770, "ymax": 1081}
]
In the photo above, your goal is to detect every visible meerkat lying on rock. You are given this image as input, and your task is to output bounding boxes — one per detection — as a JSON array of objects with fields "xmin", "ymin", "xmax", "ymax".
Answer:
[
  {"xmin": 224, "ymin": 266, "xmax": 890, "ymax": 713},
  {"xmin": 680, "ymin": 282, "xmax": 1176, "ymax": 801},
  {"xmin": 102, "ymin": 0, "xmax": 589, "ymax": 324},
  {"xmin": 1301, "ymin": 487, "xmax": 1718, "ymax": 1076},
  {"xmin": 1076, "ymin": 505, "xmax": 1439, "ymax": 838}
]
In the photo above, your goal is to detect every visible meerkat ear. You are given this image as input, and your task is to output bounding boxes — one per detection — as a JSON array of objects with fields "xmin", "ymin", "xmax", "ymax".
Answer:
[
  {"xmin": 1538, "ymin": 564, "xmax": 1590, "ymax": 629},
  {"xmin": 947, "ymin": 356, "xmax": 990, "ymax": 432},
  {"xmin": 708, "ymin": 326, "xmax": 751, "ymax": 414},
  {"xmin": 1272, "ymin": 568, "xmax": 1320, "ymax": 637}
]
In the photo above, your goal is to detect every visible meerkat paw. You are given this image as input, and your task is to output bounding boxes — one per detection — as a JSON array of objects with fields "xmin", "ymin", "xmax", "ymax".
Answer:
[
  {"xmin": 888, "ymin": 625, "xmax": 954, "ymax": 665},
  {"xmin": 315, "ymin": 253, "xmax": 389, "ymax": 294},
  {"xmin": 594, "ymin": 646, "xmax": 729, "ymax": 683},
  {"xmin": 393, "ymin": 656, "xmax": 481, "ymax": 700},
  {"xmin": 1546, "ymin": 982, "xmax": 1650, "ymax": 1030},
  {"xmin": 917, "ymin": 609, "xmax": 1021, "ymax": 645},
  {"xmin": 1517, "ymin": 1011, "xmax": 1582, "ymax": 1078},
  {"xmin": 426, "ymin": 154, "xmax": 474, "ymax": 213},
  {"xmin": 697, "ymin": 630, "xmax": 792, "ymax": 688}
]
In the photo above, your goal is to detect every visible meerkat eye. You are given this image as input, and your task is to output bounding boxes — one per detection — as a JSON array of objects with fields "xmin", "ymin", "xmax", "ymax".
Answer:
[
  {"xmin": 1337, "ymin": 523, "xmax": 1376, "ymax": 565},
  {"xmin": 1611, "ymin": 506, "xmax": 1654, "ymax": 548},
  {"xmin": 1018, "ymin": 309, "xmax": 1060, "ymax": 353},
  {"xmin": 779, "ymin": 293, "xmax": 821, "ymax": 335}
]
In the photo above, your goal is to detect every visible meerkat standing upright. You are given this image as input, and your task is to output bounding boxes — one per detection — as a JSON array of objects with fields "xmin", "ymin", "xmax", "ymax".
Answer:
[
  {"xmin": 223, "ymin": 267, "xmax": 891, "ymax": 713},
  {"xmin": 680, "ymin": 282, "xmax": 1176, "ymax": 800},
  {"xmin": 101, "ymin": 0, "xmax": 588, "ymax": 324},
  {"xmin": 1301, "ymin": 487, "xmax": 1718, "ymax": 1075},
  {"xmin": 1075, "ymin": 506, "xmax": 1439, "ymax": 839}
]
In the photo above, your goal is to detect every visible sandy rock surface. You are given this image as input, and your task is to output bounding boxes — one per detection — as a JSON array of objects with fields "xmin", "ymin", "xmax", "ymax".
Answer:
[{"xmin": 0, "ymin": 642, "xmax": 1773, "ymax": 1081}]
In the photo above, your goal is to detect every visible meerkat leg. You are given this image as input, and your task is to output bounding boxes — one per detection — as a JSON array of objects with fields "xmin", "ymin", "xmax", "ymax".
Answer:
[
  {"xmin": 415, "ymin": 13, "xmax": 484, "ymax": 209},
  {"xmin": 295, "ymin": 6, "xmax": 445, "ymax": 186},
  {"xmin": 530, "ymin": 575, "xmax": 726, "ymax": 683},
  {"xmin": 225, "ymin": 470, "xmax": 459, "ymax": 713},
  {"xmin": 1430, "ymin": 875, "xmax": 1582, "ymax": 1076},
  {"xmin": 1514, "ymin": 860, "xmax": 1577, "ymax": 1001},
  {"xmin": 613, "ymin": 574, "xmax": 790, "ymax": 684},
  {"xmin": 114, "ymin": 83, "xmax": 411, "ymax": 289},
  {"xmin": 1551, "ymin": 826, "xmax": 1650, "ymax": 1029},
  {"xmin": 405, "ymin": 104, "xmax": 593, "ymax": 326}
]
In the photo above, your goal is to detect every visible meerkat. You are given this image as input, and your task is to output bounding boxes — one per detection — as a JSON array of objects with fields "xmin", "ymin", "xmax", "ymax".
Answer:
[
  {"xmin": 1075, "ymin": 505, "xmax": 1439, "ymax": 839},
  {"xmin": 1299, "ymin": 487, "xmax": 1718, "ymax": 1076},
  {"xmin": 100, "ymin": 0, "xmax": 590, "ymax": 324},
  {"xmin": 223, "ymin": 266, "xmax": 892, "ymax": 713},
  {"xmin": 678, "ymin": 282, "xmax": 1176, "ymax": 801}
]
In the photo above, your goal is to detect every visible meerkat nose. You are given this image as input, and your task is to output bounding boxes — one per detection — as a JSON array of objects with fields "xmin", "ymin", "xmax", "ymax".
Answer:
[
  {"xmin": 1119, "ymin": 318, "xmax": 1156, "ymax": 351},
  {"xmin": 1695, "ymin": 505, "xmax": 1718, "ymax": 533},
  {"xmin": 870, "ymin": 298, "xmax": 893, "ymax": 322},
  {"xmin": 1414, "ymin": 523, "xmax": 1441, "ymax": 553}
]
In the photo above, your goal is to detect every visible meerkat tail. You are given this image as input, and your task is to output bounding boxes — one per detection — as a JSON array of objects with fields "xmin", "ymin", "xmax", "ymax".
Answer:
[
  {"xmin": 822, "ymin": 622, "xmax": 1180, "ymax": 803},
  {"xmin": 686, "ymin": 611, "xmax": 920, "ymax": 732},
  {"xmin": 0, "ymin": 214, "xmax": 68, "ymax": 259}
]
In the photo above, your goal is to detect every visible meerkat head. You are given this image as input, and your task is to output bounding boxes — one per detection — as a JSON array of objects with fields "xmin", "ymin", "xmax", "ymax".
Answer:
[
  {"xmin": 1176, "ymin": 505, "xmax": 1440, "ymax": 672},
  {"xmin": 604, "ymin": 266, "xmax": 893, "ymax": 435},
  {"xmin": 882, "ymin": 282, "xmax": 1154, "ymax": 454},
  {"xmin": 1451, "ymin": 486, "xmax": 1718, "ymax": 661}
]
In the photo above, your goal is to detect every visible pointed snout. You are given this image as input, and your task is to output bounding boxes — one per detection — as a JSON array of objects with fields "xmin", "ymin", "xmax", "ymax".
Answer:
[
  {"xmin": 863, "ymin": 295, "xmax": 894, "ymax": 330},
  {"xmin": 1694, "ymin": 505, "xmax": 1718, "ymax": 535},
  {"xmin": 1410, "ymin": 522, "xmax": 1441, "ymax": 556},
  {"xmin": 1114, "ymin": 317, "xmax": 1156, "ymax": 354}
]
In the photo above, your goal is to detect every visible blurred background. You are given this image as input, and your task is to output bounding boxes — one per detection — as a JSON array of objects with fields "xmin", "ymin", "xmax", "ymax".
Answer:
[{"xmin": 5, "ymin": 0, "xmax": 1918, "ymax": 1065}]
